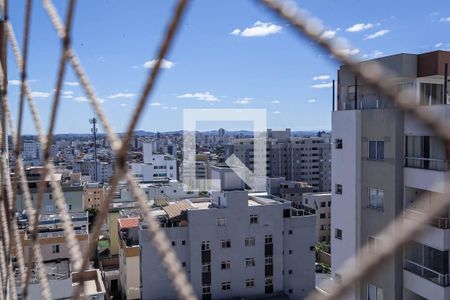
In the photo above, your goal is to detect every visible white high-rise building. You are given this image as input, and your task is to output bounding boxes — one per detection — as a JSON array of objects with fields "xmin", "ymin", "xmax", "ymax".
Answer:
[
  {"xmin": 331, "ymin": 50, "xmax": 450, "ymax": 300},
  {"xmin": 131, "ymin": 142, "xmax": 177, "ymax": 181}
]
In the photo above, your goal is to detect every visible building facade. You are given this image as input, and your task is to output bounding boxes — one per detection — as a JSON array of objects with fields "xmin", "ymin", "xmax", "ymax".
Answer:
[
  {"xmin": 139, "ymin": 168, "xmax": 316, "ymax": 300},
  {"xmin": 331, "ymin": 50, "xmax": 450, "ymax": 300},
  {"xmin": 228, "ymin": 129, "xmax": 331, "ymax": 192}
]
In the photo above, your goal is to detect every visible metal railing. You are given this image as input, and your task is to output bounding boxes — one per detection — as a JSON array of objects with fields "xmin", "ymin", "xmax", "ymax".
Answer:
[
  {"xmin": 404, "ymin": 259, "xmax": 450, "ymax": 287},
  {"xmin": 404, "ymin": 208, "xmax": 449, "ymax": 229},
  {"xmin": 405, "ymin": 156, "xmax": 450, "ymax": 172}
]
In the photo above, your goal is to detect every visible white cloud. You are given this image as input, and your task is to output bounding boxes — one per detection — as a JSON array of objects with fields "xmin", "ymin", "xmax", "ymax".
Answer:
[
  {"xmin": 362, "ymin": 50, "xmax": 384, "ymax": 59},
  {"xmin": 8, "ymin": 80, "xmax": 21, "ymax": 85},
  {"xmin": 230, "ymin": 29, "xmax": 241, "ymax": 36},
  {"xmin": 435, "ymin": 42, "xmax": 444, "ymax": 48},
  {"xmin": 231, "ymin": 21, "xmax": 282, "ymax": 37},
  {"xmin": 74, "ymin": 96, "xmax": 88, "ymax": 102},
  {"xmin": 121, "ymin": 103, "xmax": 127, "ymax": 107},
  {"xmin": 132, "ymin": 65, "xmax": 139, "ymax": 69},
  {"xmin": 273, "ymin": 111, "xmax": 281, "ymax": 114},
  {"xmin": 108, "ymin": 92, "xmax": 134, "ymax": 99},
  {"xmin": 63, "ymin": 95, "xmax": 73, "ymax": 99},
  {"xmin": 308, "ymin": 99, "xmax": 317, "ymax": 103},
  {"xmin": 64, "ymin": 81, "xmax": 80, "ymax": 86},
  {"xmin": 346, "ymin": 23, "xmax": 374, "ymax": 32},
  {"xmin": 320, "ymin": 30, "xmax": 337, "ymax": 39},
  {"xmin": 313, "ymin": 75, "xmax": 330, "ymax": 81},
  {"xmin": 63, "ymin": 90, "xmax": 73, "ymax": 95},
  {"xmin": 143, "ymin": 59, "xmax": 175, "ymax": 69},
  {"xmin": 162, "ymin": 106, "xmax": 169, "ymax": 110},
  {"xmin": 311, "ymin": 82, "xmax": 333, "ymax": 89},
  {"xmin": 364, "ymin": 29, "xmax": 390, "ymax": 40},
  {"xmin": 336, "ymin": 48, "xmax": 360, "ymax": 57},
  {"xmin": 439, "ymin": 17, "xmax": 450, "ymax": 22},
  {"xmin": 170, "ymin": 107, "xmax": 177, "ymax": 110},
  {"xmin": 177, "ymin": 92, "xmax": 219, "ymax": 102},
  {"xmin": 150, "ymin": 102, "xmax": 162, "ymax": 106},
  {"xmin": 271, "ymin": 100, "xmax": 280, "ymax": 104},
  {"xmin": 31, "ymin": 91, "xmax": 51, "ymax": 98},
  {"xmin": 235, "ymin": 97, "xmax": 253, "ymax": 105}
]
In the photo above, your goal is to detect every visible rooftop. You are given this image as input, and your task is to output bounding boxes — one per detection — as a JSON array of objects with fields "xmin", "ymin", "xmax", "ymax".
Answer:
[{"xmin": 118, "ymin": 217, "xmax": 140, "ymax": 229}]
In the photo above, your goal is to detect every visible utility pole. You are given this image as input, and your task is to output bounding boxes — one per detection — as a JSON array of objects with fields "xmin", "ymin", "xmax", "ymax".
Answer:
[{"xmin": 89, "ymin": 118, "xmax": 98, "ymax": 182}]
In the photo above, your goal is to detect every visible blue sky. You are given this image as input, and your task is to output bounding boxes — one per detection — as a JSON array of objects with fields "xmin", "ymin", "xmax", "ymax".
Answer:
[{"xmin": 6, "ymin": 0, "xmax": 450, "ymax": 134}]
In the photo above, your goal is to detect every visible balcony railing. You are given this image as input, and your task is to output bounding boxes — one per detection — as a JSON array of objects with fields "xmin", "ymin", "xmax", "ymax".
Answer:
[
  {"xmin": 404, "ymin": 208, "xmax": 449, "ymax": 229},
  {"xmin": 405, "ymin": 157, "xmax": 449, "ymax": 172},
  {"xmin": 404, "ymin": 259, "xmax": 450, "ymax": 287},
  {"xmin": 26, "ymin": 228, "xmax": 87, "ymax": 240}
]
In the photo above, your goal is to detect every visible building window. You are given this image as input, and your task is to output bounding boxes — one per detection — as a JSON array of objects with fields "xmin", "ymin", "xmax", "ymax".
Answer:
[
  {"xmin": 201, "ymin": 241, "xmax": 210, "ymax": 251},
  {"xmin": 335, "ymin": 184, "xmax": 343, "ymax": 195},
  {"xmin": 250, "ymin": 214, "xmax": 259, "ymax": 224},
  {"xmin": 265, "ymin": 277, "xmax": 273, "ymax": 294},
  {"xmin": 245, "ymin": 237, "xmax": 255, "ymax": 247},
  {"xmin": 289, "ymin": 250, "xmax": 293, "ymax": 255},
  {"xmin": 182, "ymin": 240, "xmax": 186, "ymax": 245},
  {"xmin": 201, "ymin": 263, "xmax": 211, "ymax": 272},
  {"xmin": 367, "ymin": 236, "xmax": 382, "ymax": 252},
  {"xmin": 217, "ymin": 217, "xmax": 226, "ymax": 226},
  {"xmin": 335, "ymin": 139, "xmax": 343, "ymax": 149},
  {"xmin": 335, "ymin": 229, "xmax": 342, "ymax": 240},
  {"xmin": 202, "ymin": 284, "xmax": 211, "ymax": 294},
  {"xmin": 420, "ymin": 82, "xmax": 445, "ymax": 105},
  {"xmin": 288, "ymin": 230, "xmax": 293, "ymax": 235},
  {"xmin": 221, "ymin": 261, "xmax": 231, "ymax": 270},
  {"xmin": 52, "ymin": 245, "xmax": 60, "ymax": 254},
  {"xmin": 245, "ymin": 257, "xmax": 255, "ymax": 267},
  {"xmin": 368, "ymin": 140, "xmax": 384, "ymax": 160},
  {"xmin": 320, "ymin": 202, "xmax": 326, "ymax": 208},
  {"xmin": 265, "ymin": 257, "xmax": 273, "ymax": 265},
  {"xmin": 221, "ymin": 239, "xmax": 231, "ymax": 248},
  {"xmin": 182, "ymin": 262, "xmax": 186, "ymax": 267},
  {"xmin": 368, "ymin": 188, "xmax": 384, "ymax": 210},
  {"xmin": 367, "ymin": 284, "xmax": 383, "ymax": 300},
  {"xmin": 265, "ymin": 235, "xmax": 272, "ymax": 244},
  {"xmin": 221, "ymin": 282, "xmax": 231, "ymax": 291},
  {"xmin": 320, "ymin": 213, "xmax": 326, "ymax": 219},
  {"xmin": 171, "ymin": 241, "xmax": 176, "ymax": 246},
  {"xmin": 245, "ymin": 278, "xmax": 255, "ymax": 288},
  {"xmin": 288, "ymin": 269, "xmax": 293, "ymax": 274}
]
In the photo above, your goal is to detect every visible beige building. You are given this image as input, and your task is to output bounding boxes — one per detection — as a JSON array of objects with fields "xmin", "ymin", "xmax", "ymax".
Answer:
[
  {"xmin": 84, "ymin": 182, "xmax": 107, "ymax": 209},
  {"xmin": 118, "ymin": 217, "xmax": 140, "ymax": 299},
  {"xmin": 21, "ymin": 213, "xmax": 89, "ymax": 263},
  {"xmin": 302, "ymin": 193, "xmax": 331, "ymax": 242}
]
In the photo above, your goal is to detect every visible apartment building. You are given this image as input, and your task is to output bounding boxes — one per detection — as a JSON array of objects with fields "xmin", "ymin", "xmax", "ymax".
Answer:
[
  {"xmin": 139, "ymin": 166, "xmax": 315, "ymax": 300},
  {"xmin": 84, "ymin": 182, "xmax": 107, "ymax": 209},
  {"xmin": 302, "ymin": 193, "xmax": 331, "ymax": 243},
  {"xmin": 268, "ymin": 177, "xmax": 314, "ymax": 207},
  {"xmin": 15, "ymin": 167, "xmax": 85, "ymax": 213},
  {"xmin": 118, "ymin": 217, "xmax": 140, "ymax": 300},
  {"xmin": 73, "ymin": 159, "xmax": 113, "ymax": 183},
  {"xmin": 228, "ymin": 129, "xmax": 331, "ymax": 192},
  {"xmin": 21, "ymin": 212, "xmax": 89, "ymax": 262},
  {"xmin": 331, "ymin": 50, "xmax": 450, "ymax": 300},
  {"xmin": 131, "ymin": 142, "xmax": 177, "ymax": 181},
  {"xmin": 15, "ymin": 259, "xmax": 106, "ymax": 299}
]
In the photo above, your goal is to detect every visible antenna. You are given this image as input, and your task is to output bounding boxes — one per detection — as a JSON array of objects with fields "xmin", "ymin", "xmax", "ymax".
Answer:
[{"xmin": 89, "ymin": 118, "xmax": 98, "ymax": 182}]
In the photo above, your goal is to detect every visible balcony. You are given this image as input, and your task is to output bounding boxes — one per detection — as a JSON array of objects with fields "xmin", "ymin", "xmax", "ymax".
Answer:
[
  {"xmin": 404, "ymin": 209, "xmax": 449, "ymax": 229},
  {"xmin": 404, "ymin": 268, "xmax": 450, "ymax": 300},
  {"xmin": 404, "ymin": 166, "xmax": 449, "ymax": 193},
  {"xmin": 404, "ymin": 260, "xmax": 450, "ymax": 287},
  {"xmin": 405, "ymin": 157, "xmax": 449, "ymax": 172}
]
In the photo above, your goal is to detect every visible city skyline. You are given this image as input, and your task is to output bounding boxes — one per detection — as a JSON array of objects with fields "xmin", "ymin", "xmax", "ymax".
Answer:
[{"xmin": 6, "ymin": 0, "xmax": 449, "ymax": 134}]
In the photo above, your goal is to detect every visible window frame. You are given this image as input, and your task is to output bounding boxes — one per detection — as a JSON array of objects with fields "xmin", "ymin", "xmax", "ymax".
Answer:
[{"xmin": 368, "ymin": 140, "xmax": 385, "ymax": 161}]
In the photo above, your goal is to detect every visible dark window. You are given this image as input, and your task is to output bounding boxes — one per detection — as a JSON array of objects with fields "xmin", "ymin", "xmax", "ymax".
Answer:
[
  {"xmin": 335, "ymin": 229, "xmax": 343, "ymax": 240},
  {"xmin": 335, "ymin": 139, "xmax": 343, "ymax": 149},
  {"xmin": 368, "ymin": 140, "xmax": 384, "ymax": 160},
  {"xmin": 335, "ymin": 184, "xmax": 343, "ymax": 195},
  {"xmin": 221, "ymin": 239, "xmax": 231, "ymax": 248}
]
